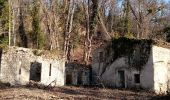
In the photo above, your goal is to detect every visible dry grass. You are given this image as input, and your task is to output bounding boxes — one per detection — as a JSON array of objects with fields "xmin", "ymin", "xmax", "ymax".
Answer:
[{"xmin": 0, "ymin": 86, "xmax": 160, "ymax": 100}]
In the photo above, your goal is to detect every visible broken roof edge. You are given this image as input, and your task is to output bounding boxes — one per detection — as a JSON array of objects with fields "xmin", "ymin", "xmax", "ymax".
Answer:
[
  {"xmin": 152, "ymin": 39, "xmax": 170, "ymax": 49},
  {"xmin": 94, "ymin": 37, "xmax": 170, "ymax": 50},
  {"xmin": 1, "ymin": 46, "xmax": 65, "ymax": 60},
  {"xmin": 66, "ymin": 62, "xmax": 92, "ymax": 70}
]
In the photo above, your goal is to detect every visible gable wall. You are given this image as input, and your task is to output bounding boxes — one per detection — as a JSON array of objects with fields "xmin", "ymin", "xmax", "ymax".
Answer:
[
  {"xmin": 92, "ymin": 44, "xmax": 154, "ymax": 89},
  {"xmin": 0, "ymin": 47, "xmax": 65, "ymax": 86},
  {"xmin": 65, "ymin": 63, "xmax": 90, "ymax": 86},
  {"xmin": 152, "ymin": 46, "xmax": 170, "ymax": 94}
]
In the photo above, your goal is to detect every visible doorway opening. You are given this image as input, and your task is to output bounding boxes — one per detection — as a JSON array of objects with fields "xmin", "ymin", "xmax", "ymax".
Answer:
[
  {"xmin": 66, "ymin": 74, "xmax": 72, "ymax": 85},
  {"xmin": 77, "ymin": 71, "xmax": 83, "ymax": 85},
  {"xmin": 29, "ymin": 62, "xmax": 42, "ymax": 82},
  {"xmin": 118, "ymin": 70, "xmax": 125, "ymax": 88},
  {"xmin": 134, "ymin": 74, "xmax": 140, "ymax": 84}
]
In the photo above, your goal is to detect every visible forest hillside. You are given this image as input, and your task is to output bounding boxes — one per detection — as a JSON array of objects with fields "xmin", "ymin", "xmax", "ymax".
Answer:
[{"xmin": 0, "ymin": 0, "xmax": 170, "ymax": 64}]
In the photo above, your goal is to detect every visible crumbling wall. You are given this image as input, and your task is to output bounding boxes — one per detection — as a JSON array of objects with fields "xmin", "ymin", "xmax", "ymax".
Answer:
[
  {"xmin": 92, "ymin": 38, "xmax": 170, "ymax": 94},
  {"xmin": 152, "ymin": 46, "xmax": 170, "ymax": 94},
  {"xmin": 92, "ymin": 54, "xmax": 154, "ymax": 89},
  {"xmin": 92, "ymin": 38, "xmax": 154, "ymax": 89},
  {"xmin": 65, "ymin": 63, "xmax": 90, "ymax": 86},
  {"xmin": 0, "ymin": 47, "xmax": 65, "ymax": 86}
]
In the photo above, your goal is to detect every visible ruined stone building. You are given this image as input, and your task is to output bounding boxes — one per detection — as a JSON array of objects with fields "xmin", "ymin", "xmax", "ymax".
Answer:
[
  {"xmin": 65, "ymin": 62, "xmax": 91, "ymax": 86},
  {"xmin": 92, "ymin": 38, "xmax": 170, "ymax": 94},
  {"xmin": 0, "ymin": 47, "xmax": 65, "ymax": 86}
]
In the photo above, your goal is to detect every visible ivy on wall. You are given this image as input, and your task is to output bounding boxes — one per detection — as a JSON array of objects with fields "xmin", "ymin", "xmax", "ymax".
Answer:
[{"xmin": 111, "ymin": 37, "xmax": 153, "ymax": 70}]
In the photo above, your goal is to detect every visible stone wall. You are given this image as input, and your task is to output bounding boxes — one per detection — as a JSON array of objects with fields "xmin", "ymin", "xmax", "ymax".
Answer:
[
  {"xmin": 92, "ymin": 38, "xmax": 170, "ymax": 94},
  {"xmin": 92, "ymin": 52, "xmax": 154, "ymax": 89},
  {"xmin": 92, "ymin": 42, "xmax": 170, "ymax": 94},
  {"xmin": 0, "ymin": 47, "xmax": 65, "ymax": 86},
  {"xmin": 152, "ymin": 46, "xmax": 170, "ymax": 94},
  {"xmin": 65, "ymin": 63, "xmax": 90, "ymax": 86}
]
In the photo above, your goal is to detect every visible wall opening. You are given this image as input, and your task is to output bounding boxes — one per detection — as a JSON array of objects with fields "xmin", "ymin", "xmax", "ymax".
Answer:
[
  {"xmin": 98, "ymin": 51, "xmax": 104, "ymax": 62},
  {"xmin": 118, "ymin": 70, "xmax": 125, "ymax": 88},
  {"xmin": 66, "ymin": 74, "xmax": 72, "ymax": 84},
  {"xmin": 77, "ymin": 71, "xmax": 83, "ymax": 85},
  {"xmin": 49, "ymin": 64, "xmax": 52, "ymax": 76},
  {"xmin": 19, "ymin": 67, "xmax": 21, "ymax": 75},
  {"xmin": 29, "ymin": 62, "xmax": 42, "ymax": 82},
  {"xmin": 134, "ymin": 74, "xmax": 140, "ymax": 84},
  {"xmin": 0, "ymin": 48, "xmax": 2, "ymax": 74}
]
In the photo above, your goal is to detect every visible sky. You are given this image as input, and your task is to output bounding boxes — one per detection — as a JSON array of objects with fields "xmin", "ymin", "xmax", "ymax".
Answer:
[
  {"xmin": 163, "ymin": 0, "xmax": 170, "ymax": 4},
  {"xmin": 165, "ymin": 0, "xmax": 170, "ymax": 2}
]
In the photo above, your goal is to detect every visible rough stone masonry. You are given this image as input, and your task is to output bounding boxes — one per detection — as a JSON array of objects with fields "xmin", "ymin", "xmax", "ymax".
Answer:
[{"xmin": 0, "ymin": 47, "xmax": 65, "ymax": 86}]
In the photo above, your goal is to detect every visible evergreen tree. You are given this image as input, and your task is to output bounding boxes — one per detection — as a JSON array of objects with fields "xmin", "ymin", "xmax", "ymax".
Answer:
[
  {"xmin": 0, "ymin": 0, "xmax": 9, "ymax": 47},
  {"xmin": 0, "ymin": 0, "xmax": 9, "ymax": 33},
  {"xmin": 124, "ymin": 0, "xmax": 132, "ymax": 37},
  {"xmin": 31, "ymin": 0, "xmax": 44, "ymax": 49}
]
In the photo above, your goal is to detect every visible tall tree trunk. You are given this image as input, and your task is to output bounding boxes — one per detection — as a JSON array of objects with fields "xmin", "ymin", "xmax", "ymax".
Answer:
[
  {"xmin": 87, "ymin": 0, "xmax": 99, "ymax": 64},
  {"xmin": 12, "ymin": 7, "xmax": 16, "ymax": 46},
  {"xmin": 63, "ymin": 0, "xmax": 68, "ymax": 12},
  {"xmin": 63, "ymin": 0, "xmax": 71, "ymax": 59},
  {"xmin": 98, "ymin": 12, "xmax": 111, "ymax": 40},
  {"xmin": 83, "ymin": 0, "xmax": 99, "ymax": 64},
  {"xmin": 83, "ymin": 0, "xmax": 90, "ymax": 64},
  {"xmin": 8, "ymin": 0, "xmax": 11, "ymax": 46},
  {"xmin": 124, "ymin": 0, "xmax": 131, "ymax": 36},
  {"xmin": 63, "ymin": 0, "xmax": 75, "ymax": 62}
]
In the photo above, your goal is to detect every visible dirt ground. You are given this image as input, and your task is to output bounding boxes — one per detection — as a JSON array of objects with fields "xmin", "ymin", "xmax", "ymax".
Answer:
[{"xmin": 0, "ymin": 86, "xmax": 168, "ymax": 100}]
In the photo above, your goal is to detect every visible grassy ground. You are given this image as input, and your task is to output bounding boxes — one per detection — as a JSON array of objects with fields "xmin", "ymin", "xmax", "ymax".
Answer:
[{"xmin": 0, "ymin": 86, "xmax": 165, "ymax": 100}]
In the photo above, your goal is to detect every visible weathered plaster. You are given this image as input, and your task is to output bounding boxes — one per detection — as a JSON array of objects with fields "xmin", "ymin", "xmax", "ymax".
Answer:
[
  {"xmin": 92, "ymin": 43, "xmax": 170, "ymax": 94},
  {"xmin": 0, "ymin": 47, "xmax": 65, "ymax": 86}
]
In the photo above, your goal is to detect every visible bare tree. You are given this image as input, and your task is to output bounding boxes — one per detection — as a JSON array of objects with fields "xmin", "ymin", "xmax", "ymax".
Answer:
[
  {"xmin": 83, "ymin": 0, "xmax": 90, "ymax": 64},
  {"xmin": 63, "ymin": 0, "xmax": 76, "ymax": 61},
  {"xmin": 129, "ymin": 0, "xmax": 165, "ymax": 38},
  {"xmin": 40, "ymin": 0, "xmax": 60, "ymax": 50}
]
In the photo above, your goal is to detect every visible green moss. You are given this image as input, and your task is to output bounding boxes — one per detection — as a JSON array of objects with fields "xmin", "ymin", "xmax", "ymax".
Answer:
[
  {"xmin": 32, "ymin": 49, "xmax": 43, "ymax": 56},
  {"xmin": 0, "ymin": 35, "xmax": 8, "ymax": 49},
  {"xmin": 31, "ymin": 0, "xmax": 45, "ymax": 49}
]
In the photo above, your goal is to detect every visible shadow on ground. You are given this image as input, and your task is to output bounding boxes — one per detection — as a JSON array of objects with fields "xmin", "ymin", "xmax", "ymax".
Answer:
[
  {"xmin": 1, "ymin": 84, "xmax": 169, "ymax": 100},
  {"xmin": 43, "ymin": 86, "xmax": 156, "ymax": 99}
]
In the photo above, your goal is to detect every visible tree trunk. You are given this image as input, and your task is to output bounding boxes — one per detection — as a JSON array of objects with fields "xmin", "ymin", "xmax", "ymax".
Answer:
[
  {"xmin": 83, "ymin": 0, "xmax": 90, "ymax": 64},
  {"xmin": 83, "ymin": 0, "xmax": 99, "ymax": 64},
  {"xmin": 8, "ymin": 0, "xmax": 11, "ymax": 46},
  {"xmin": 12, "ymin": 7, "xmax": 16, "ymax": 46},
  {"xmin": 63, "ymin": 0, "xmax": 76, "ymax": 62}
]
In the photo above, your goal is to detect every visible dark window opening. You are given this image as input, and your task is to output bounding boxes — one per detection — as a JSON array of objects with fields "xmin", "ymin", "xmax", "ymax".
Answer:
[
  {"xmin": 99, "ymin": 52, "xmax": 104, "ymax": 62},
  {"xmin": 30, "ymin": 62, "xmax": 42, "ymax": 82},
  {"xmin": 66, "ymin": 74, "xmax": 72, "ymax": 84},
  {"xmin": 134, "ymin": 74, "xmax": 140, "ymax": 83},
  {"xmin": 96, "ymin": 31, "xmax": 102, "ymax": 38},
  {"xmin": 49, "ymin": 64, "xmax": 52, "ymax": 76},
  {"xmin": 19, "ymin": 67, "xmax": 21, "ymax": 75},
  {"xmin": 77, "ymin": 71, "xmax": 83, "ymax": 85},
  {"xmin": 106, "ymin": 48, "xmax": 110, "ymax": 56},
  {"xmin": 0, "ymin": 48, "xmax": 2, "ymax": 74},
  {"xmin": 84, "ymin": 72, "xmax": 88, "ymax": 76}
]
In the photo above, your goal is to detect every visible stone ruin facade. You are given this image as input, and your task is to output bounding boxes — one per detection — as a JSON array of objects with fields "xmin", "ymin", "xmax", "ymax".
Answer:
[
  {"xmin": 3, "ymin": 38, "xmax": 170, "ymax": 94},
  {"xmin": 65, "ymin": 62, "xmax": 91, "ymax": 86},
  {"xmin": 92, "ymin": 38, "xmax": 170, "ymax": 94},
  {"xmin": 0, "ymin": 47, "xmax": 65, "ymax": 86}
]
